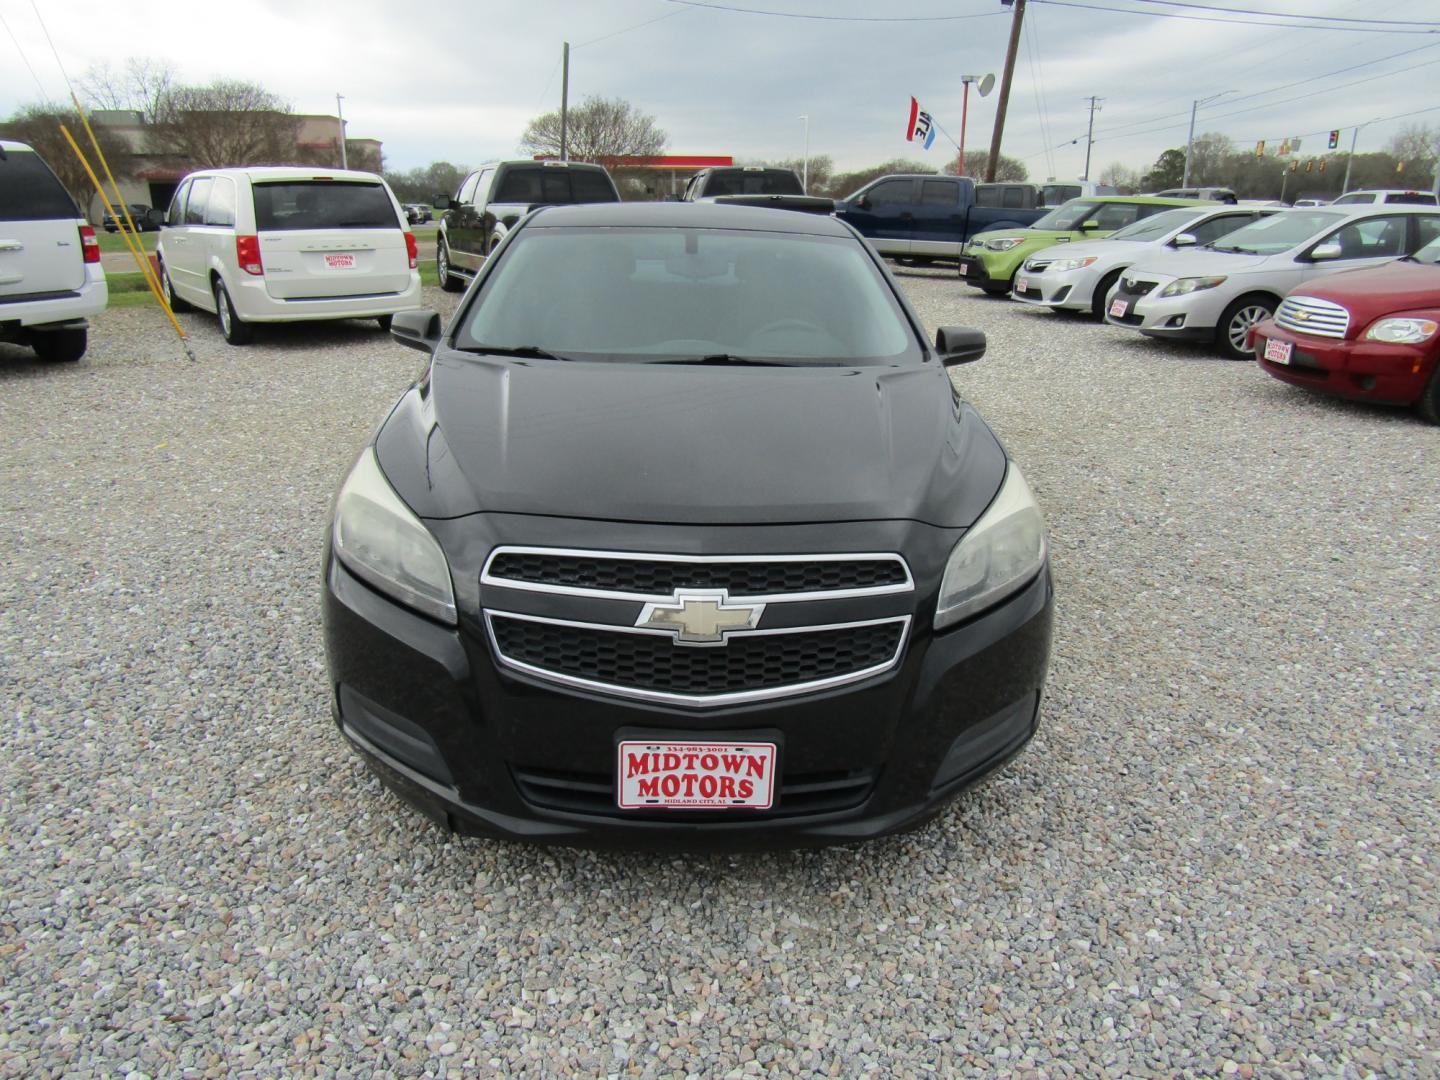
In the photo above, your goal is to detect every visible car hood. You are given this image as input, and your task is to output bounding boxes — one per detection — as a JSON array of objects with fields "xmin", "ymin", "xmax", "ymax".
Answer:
[
  {"xmin": 1124, "ymin": 247, "xmax": 1277, "ymax": 280},
  {"xmin": 1292, "ymin": 259, "xmax": 1440, "ymax": 311},
  {"xmin": 981, "ymin": 228, "xmax": 1079, "ymax": 245},
  {"xmin": 1030, "ymin": 237, "xmax": 1136, "ymax": 262},
  {"xmin": 375, "ymin": 353, "xmax": 1007, "ymax": 528}
]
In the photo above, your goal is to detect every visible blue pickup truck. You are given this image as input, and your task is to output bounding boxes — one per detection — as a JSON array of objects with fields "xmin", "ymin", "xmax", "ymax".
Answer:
[{"xmin": 833, "ymin": 174, "xmax": 1049, "ymax": 263}]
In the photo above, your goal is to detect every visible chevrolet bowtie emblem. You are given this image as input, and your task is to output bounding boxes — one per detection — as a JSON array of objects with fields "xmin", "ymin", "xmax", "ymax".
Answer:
[
  {"xmin": 1294, "ymin": 309, "xmax": 1310, "ymax": 320},
  {"xmin": 635, "ymin": 590, "xmax": 765, "ymax": 646}
]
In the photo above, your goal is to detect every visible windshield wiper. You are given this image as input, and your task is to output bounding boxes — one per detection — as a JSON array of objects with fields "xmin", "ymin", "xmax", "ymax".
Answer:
[
  {"xmin": 456, "ymin": 344, "xmax": 574, "ymax": 361},
  {"xmin": 658, "ymin": 354, "xmax": 791, "ymax": 367}
]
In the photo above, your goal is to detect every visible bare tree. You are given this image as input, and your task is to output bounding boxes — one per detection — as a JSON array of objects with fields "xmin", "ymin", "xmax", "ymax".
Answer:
[
  {"xmin": 1388, "ymin": 124, "xmax": 1439, "ymax": 170},
  {"xmin": 1185, "ymin": 131, "xmax": 1235, "ymax": 186},
  {"xmin": 519, "ymin": 96, "xmax": 666, "ymax": 164},
  {"xmin": 941, "ymin": 150, "xmax": 1028, "ymax": 182},
  {"xmin": 0, "ymin": 104, "xmax": 132, "ymax": 210},
  {"xmin": 762, "ymin": 154, "xmax": 834, "ymax": 192},
  {"xmin": 77, "ymin": 57, "xmax": 177, "ymax": 123},
  {"xmin": 826, "ymin": 159, "xmax": 936, "ymax": 199},
  {"xmin": 1099, "ymin": 161, "xmax": 1142, "ymax": 192},
  {"xmin": 152, "ymin": 80, "xmax": 298, "ymax": 168}
]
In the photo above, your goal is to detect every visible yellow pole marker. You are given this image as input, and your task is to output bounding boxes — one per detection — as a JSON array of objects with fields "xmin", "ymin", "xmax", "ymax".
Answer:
[
  {"xmin": 70, "ymin": 93, "xmax": 157, "ymax": 288},
  {"xmin": 59, "ymin": 125, "xmax": 194, "ymax": 358}
]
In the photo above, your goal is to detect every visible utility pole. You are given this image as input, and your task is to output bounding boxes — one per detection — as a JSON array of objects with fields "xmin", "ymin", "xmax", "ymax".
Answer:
[
  {"xmin": 1341, "ymin": 123, "xmax": 1361, "ymax": 194},
  {"xmin": 335, "ymin": 93, "xmax": 347, "ymax": 170},
  {"xmin": 798, "ymin": 115, "xmax": 810, "ymax": 193},
  {"xmin": 985, "ymin": 0, "xmax": 1026, "ymax": 183},
  {"xmin": 1082, "ymin": 96, "xmax": 1102, "ymax": 181},
  {"xmin": 1183, "ymin": 92, "xmax": 1231, "ymax": 187},
  {"xmin": 560, "ymin": 42, "xmax": 570, "ymax": 162}
]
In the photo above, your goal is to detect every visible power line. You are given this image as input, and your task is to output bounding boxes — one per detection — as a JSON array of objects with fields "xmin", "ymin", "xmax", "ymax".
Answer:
[
  {"xmin": 1030, "ymin": 0, "xmax": 1440, "ymax": 32},
  {"xmin": 662, "ymin": 0, "xmax": 1005, "ymax": 22},
  {"xmin": 1124, "ymin": 0, "xmax": 1440, "ymax": 25},
  {"xmin": 0, "ymin": 9, "xmax": 51, "ymax": 101},
  {"xmin": 574, "ymin": 8, "xmax": 688, "ymax": 48}
]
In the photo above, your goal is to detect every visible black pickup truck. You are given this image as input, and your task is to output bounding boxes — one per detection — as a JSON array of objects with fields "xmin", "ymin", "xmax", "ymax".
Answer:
[
  {"xmin": 681, "ymin": 166, "xmax": 834, "ymax": 214},
  {"xmin": 833, "ymin": 174, "xmax": 1048, "ymax": 263},
  {"xmin": 435, "ymin": 160, "xmax": 619, "ymax": 291}
]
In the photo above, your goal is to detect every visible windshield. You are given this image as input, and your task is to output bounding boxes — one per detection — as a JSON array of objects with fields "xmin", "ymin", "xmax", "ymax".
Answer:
[
  {"xmin": 1210, "ymin": 210, "xmax": 1346, "ymax": 254},
  {"xmin": 1412, "ymin": 237, "xmax": 1440, "ymax": 264},
  {"xmin": 1029, "ymin": 200, "xmax": 1104, "ymax": 231},
  {"xmin": 456, "ymin": 227, "xmax": 919, "ymax": 365},
  {"xmin": 252, "ymin": 181, "xmax": 398, "ymax": 231},
  {"xmin": 1109, "ymin": 207, "xmax": 1207, "ymax": 242},
  {"xmin": 704, "ymin": 171, "xmax": 804, "ymax": 197}
]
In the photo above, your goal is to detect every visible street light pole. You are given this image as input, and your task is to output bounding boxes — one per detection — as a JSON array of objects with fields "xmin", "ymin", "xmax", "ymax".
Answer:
[
  {"xmin": 560, "ymin": 42, "xmax": 570, "ymax": 162},
  {"xmin": 336, "ymin": 93, "xmax": 347, "ymax": 169},
  {"xmin": 1082, "ymin": 96, "xmax": 1101, "ymax": 181},
  {"xmin": 959, "ymin": 77, "xmax": 974, "ymax": 177},
  {"xmin": 1183, "ymin": 92, "xmax": 1230, "ymax": 188},
  {"xmin": 798, "ymin": 115, "xmax": 809, "ymax": 193},
  {"xmin": 1341, "ymin": 124, "xmax": 1362, "ymax": 194}
]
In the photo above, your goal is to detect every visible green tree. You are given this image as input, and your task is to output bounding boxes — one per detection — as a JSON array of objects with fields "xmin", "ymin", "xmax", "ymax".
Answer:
[
  {"xmin": 385, "ymin": 161, "xmax": 470, "ymax": 203},
  {"xmin": 825, "ymin": 158, "xmax": 937, "ymax": 200},
  {"xmin": 0, "ymin": 104, "xmax": 132, "ymax": 211},
  {"xmin": 1186, "ymin": 132, "xmax": 1235, "ymax": 186},
  {"xmin": 1142, "ymin": 148, "xmax": 1186, "ymax": 190},
  {"xmin": 942, "ymin": 150, "xmax": 1028, "ymax": 183}
]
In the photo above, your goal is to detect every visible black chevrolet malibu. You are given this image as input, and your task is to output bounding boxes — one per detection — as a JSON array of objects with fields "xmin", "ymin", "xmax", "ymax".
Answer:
[{"xmin": 322, "ymin": 202, "xmax": 1053, "ymax": 849}]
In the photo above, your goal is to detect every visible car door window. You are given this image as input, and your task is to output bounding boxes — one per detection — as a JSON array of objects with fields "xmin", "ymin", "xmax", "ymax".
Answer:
[
  {"xmin": 1414, "ymin": 215, "xmax": 1440, "ymax": 250},
  {"xmin": 1002, "ymin": 187, "xmax": 1028, "ymax": 209},
  {"xmin": 456, "ymin": 172, "xmax": 479, "ymax": 204},
  {"xmin": 920, "ymin": 180, "xmax": 957, "ymax": 207},
  {"xmin": 1189, "ymin": 213, "xmax": 1253, "ymax": 246},
  {"xmin": 866, "ymin": 179, "xmax": 914, "ymax": 208},
  {"xmin": 473, "ymin": 168, "xmax": 494, "ymax": 206},
  {"xmin": 205, "ymin": 176, "xmax": 236, "ymax": 227},
  {"xmin": 1091, "ymin": 203, "xmax": 1143, "ymax": 230},
  {"xmin": 1327, "ymin": 215, "xmax": 1408, "ymax": 259},
  {"xmin": 184, "ymin": 178, "xmax": 212, "ymax": 226},
  {"xmin": 166, "ymin": 180, "xmax": 191, "ymax": 226}
]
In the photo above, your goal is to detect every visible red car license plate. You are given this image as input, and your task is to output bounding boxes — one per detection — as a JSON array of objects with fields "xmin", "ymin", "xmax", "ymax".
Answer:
[
  {"xmin": 1263, "ymin": 338, "xmax": 1293, "ymax": 365},
  {"xmin": 325, "ymin": 253, "xmax": 356, "ymax": 269},
  {"xmin": 1109, "ymin": 297, "xmax": 1129, "ymax": 318},
  {"xmin": 617, "ymin": 740, "xmax": 777, "ymax": 810}
]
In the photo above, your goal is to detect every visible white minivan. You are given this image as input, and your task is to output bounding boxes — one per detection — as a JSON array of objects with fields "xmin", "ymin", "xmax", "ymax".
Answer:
[
  {"xmin": 155, "ymin": 167, "xmax": 421, "ymax": 345},
  {"xmin": 0, "ymin": 140, "xmax": 107, "ymax": 363}
]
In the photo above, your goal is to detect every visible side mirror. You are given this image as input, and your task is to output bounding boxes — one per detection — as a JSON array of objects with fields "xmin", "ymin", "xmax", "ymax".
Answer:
[
  {"xmin": 1171, "ymin": 232, "xmax": 1198, "ymax": 247},
  {"xmin": 146, "ymin": 208, "xmax": 167, "ymax": 229},
  {"xmin": 433, "ymin": 195, "xmax": 452, "ymax": 210},
  {"xmin": 391, "ymin": 309, "xmax": 443, "ymax": 354},
  {"xmin": 1079, "ymin": 219, "xmax": 1101, "ymax": 231},
  {"xmin": 1309, "ymin": 241, "xmax": 1342, "ymax": 261},
  {"xmin": 935, "ymin": 326, "xmax": 986, "ymax": 367}
]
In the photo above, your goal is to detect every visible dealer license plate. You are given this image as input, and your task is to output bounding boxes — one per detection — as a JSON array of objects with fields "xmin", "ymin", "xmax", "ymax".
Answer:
[
  {"xmin": 1108, "ymin": 297, "xmax": 1129, "ymax": 318},
  {"xmin": 1015, "ymin": 276, "xmax": 1031, "ymax": 293},
  {"xmin": 958, "ymin": 260, "xmax": 971, "ymax": 277},
  {"xmin": 1263, "ymin": 338, "xmax": 1293, "ymax": 365},
  {"xmin": 324, "ymin": 253, "xmax": 356, "ymax": 269},
  {"xmin": 617, "ymin": 740, "xmax": 777, "ymax": 810}
]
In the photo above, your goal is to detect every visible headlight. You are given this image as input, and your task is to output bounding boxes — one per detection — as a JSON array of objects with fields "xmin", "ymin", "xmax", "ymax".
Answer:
[
  {"xmin": 1047, "ymin": 256, "xmax": 1098, "ymax": 273},
  {"xmin": 1363, "ymin": 317, "xmax": 1438, "ymax": 344},
  {"xmin": 983, "ymin": 237, "xmax": 1024, "ymax": 252},
  {"xmin": 934, "ymin": 464, "xmax": 1047, "ymax": 631},
  {"xmin": 1157, "ymin": 275, "xmax": 1227, "ymax": 298},
  {"xmin": 332, "ymin": 447, "xmax": 457, "ymax": 624}
]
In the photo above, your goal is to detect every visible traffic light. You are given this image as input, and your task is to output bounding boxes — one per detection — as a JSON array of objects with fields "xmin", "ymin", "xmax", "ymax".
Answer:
[
  {"xmin": 1305, "ymin": 159, "xmax": 1313, "ymax": 173},
  {"xmin": 1255, "ymin": 140, "xmax": 1266, "ymax": 157},
  {"xmin": 1328, "ymin": 129, "xmax": 1340, "ymax": 149},
  {"xmin": 1290, "ymin": 159, "xmax": 1299, "ymax": 172},
  {"xmin": 1397, "ymin": 161, "xmax": 1405, "ymax": 174},
  {"xmin": 1319, "ymin": 159, "xmax": 1326, "ymax": 173}
]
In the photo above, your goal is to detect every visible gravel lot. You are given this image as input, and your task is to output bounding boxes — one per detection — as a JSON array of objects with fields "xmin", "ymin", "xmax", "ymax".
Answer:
[{"xmin": 1, "ymin": 270, "xmax": 1436, "ymax": 1078}]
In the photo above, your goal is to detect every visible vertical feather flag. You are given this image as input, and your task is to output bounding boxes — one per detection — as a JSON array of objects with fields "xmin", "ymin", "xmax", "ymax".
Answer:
[{"xmin": 906, "ymin": 97, "xmax": 937, "ymax": 150}]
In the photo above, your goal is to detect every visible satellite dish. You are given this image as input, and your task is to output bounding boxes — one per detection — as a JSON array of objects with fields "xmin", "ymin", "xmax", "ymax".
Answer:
[{"xmin": 978, "ymin": 73, "xmax": 996, "ymax": 97}]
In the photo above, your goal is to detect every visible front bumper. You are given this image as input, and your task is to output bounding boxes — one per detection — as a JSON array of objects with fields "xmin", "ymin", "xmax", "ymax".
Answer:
[
  {"xmin": 1251, "ymin": 319, "xmax": 1437, "ymax": 405},
  {"xmin": 1102, "ymin": 277, "xmax": 1226, "ymax": 342},
  {"xmin": 1011, "ymin": 265, "xmax": 1100, "ymax": 310},
  {"xmin": 957, "ymin": 250, "xmax": 1019, "ymax": 292},
  {"xmin": 321, "ymin": 534, "xmax": 1054, "ymax": 851},
  {"xmin": 230, "ymin": 271, "xmax": 423, "ymax": 323}
]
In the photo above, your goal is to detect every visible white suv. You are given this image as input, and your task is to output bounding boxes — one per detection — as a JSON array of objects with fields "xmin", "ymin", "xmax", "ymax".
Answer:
[
  {"xmin": 0, "ymin": 140, "xmax": 107, "ymax": 363},
  {"xmin": 155, "ymin": 166, "xmax": 421, "ymax": 345}
]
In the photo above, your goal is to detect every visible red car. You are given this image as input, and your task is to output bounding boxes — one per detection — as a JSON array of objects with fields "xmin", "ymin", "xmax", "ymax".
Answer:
[{"xmin": 1251, "ymin": 242, "xmax": 1440, "ymax": 423}]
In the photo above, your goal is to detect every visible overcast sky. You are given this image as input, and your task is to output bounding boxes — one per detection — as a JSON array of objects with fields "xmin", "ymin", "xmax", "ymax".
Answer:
[{"xmin": 5, "ymin": 0, "xmax": 1438, "ymax": 183}]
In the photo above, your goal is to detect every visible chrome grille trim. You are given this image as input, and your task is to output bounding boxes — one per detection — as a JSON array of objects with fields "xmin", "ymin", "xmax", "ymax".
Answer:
[
  {"xmin": 484, "ymin": 610, "xmax": 912, "ymax": 708},
  {"xmin": 481, "ymin": 546, "xmax": 914, "ymax": 603},
  {"xmin": 1275, "ymin": 295, "xmax": 1350, "ymax": 339}
]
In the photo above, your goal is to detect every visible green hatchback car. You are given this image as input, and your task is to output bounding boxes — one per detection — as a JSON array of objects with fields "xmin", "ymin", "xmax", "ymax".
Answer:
[{"xmin": 958, "ymin": 196, "xmax": 1208, "ymax": 295}]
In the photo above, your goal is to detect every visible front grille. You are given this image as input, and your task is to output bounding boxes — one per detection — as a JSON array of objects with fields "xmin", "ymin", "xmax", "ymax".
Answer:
[
  {"xmin": 512, "ymin": 764, "xmax": 878, "ymax": 819},
  {"xmin": 489, "ymin": 614, "xmax": 906, "ymax": 703},
  {"xmin": 1275, "ymin": 295, "xmax": 1349, "ymax": 339},
  {"xmin": 1121, "ymin": 278, "xmax": 1158, "ymax": 296},
  {"xmin": 484, "ymin": 550, "xmax": 909, "ymax": 598}
]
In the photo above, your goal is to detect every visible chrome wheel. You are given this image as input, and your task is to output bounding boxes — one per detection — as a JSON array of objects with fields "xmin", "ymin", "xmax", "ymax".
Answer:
[
  {"xmin": 437, "ymin": 243, "xmax": 449, "ymax": 280},
  {"xmin": 217, "ymin": 286, "xmax": 232, "ymax": 336}
]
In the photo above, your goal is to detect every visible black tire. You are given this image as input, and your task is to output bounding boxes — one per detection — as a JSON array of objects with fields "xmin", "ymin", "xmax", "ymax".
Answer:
[
  {"xmin": 1091, "ymin": 269, "xmax": 1123, "ymax": 320},
  {"xmin": 214, "ymin": 280, "xmax": 253, "ymax": 345},
  {"xmin": 1216, "ymin": 294, "xmax": 1276, "ymax": 361},
  {"xmin": 376, "ymin": 314, "xmax": 393, "ymax": 331},
  {"xmin": 31, "ymin": 327, "xmax": 87, "ymax": 363},
  {"xmin": 1416, "ymin": 366, "xmax": 1440, "ymax": 425},
  {"xmin": 437, "ymin": 240, "xmax": 463, "ymax": 293},
  {"xmin": 159, "ymin": 259, "xmax": 191, "ymax": 313}
]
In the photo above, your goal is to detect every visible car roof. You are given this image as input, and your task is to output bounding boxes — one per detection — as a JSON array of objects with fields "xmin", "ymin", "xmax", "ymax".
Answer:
[
  {"xmin": 182, "ymin": 166, "xmax": 386, "ymax": 183},
  {"xmin": 487, "ymin": 158, "xmax": 609, "ymax": 170},
  {"xmin": 1288, "ymin": 203, "xmax": 1439, "ymax": 217},
  {"xmin": 528, "ymin": 201, "xmax": 855, "ymax": 236},
  {"xmin": 1085, "ymin": 195, "xmax": 1213, "ymax": 205},
  {"xmin": 1, "ymin": 140, "xmax": 37, "ymax": 152}
]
